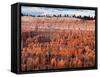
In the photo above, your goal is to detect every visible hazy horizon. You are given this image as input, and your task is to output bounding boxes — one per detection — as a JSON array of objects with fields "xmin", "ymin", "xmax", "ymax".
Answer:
[{"xmin": 21, "ymin": 6, "xmax": 95, "ymax": 17}]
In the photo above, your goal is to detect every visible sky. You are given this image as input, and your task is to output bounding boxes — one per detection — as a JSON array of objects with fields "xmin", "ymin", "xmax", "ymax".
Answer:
[{"xmin": 21, "ymin": 6, "xmax": 95, "ymax": 17}]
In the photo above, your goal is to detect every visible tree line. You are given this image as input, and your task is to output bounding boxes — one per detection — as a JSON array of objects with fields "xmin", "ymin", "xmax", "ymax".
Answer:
[{"xmin": 21, "ymin": 13, "xmax": 95, "ymax": 20}]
